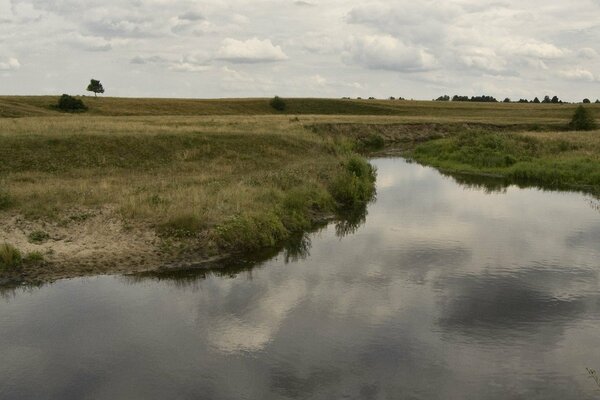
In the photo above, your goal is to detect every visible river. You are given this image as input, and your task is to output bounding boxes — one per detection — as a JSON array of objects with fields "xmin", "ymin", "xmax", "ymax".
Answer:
[{"xmin": 1, "ymin": 158, "xmax": 600, "ymax": 399}]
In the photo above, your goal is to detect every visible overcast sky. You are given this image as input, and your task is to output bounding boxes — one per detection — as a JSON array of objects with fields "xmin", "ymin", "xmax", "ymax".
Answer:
[{"xmin": 1, "ymin": 0, "xmax": 599, "ymax": 100}]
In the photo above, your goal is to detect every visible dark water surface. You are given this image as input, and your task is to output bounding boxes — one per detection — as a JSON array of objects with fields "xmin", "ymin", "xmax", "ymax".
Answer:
[{"xmin": 2, "ymin": 158, "xmax": 600, "ymax": 399}]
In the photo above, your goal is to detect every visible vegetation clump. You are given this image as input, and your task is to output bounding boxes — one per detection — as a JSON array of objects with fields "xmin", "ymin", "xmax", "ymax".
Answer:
[
  {"xmin": 411, "ymin": 130, "xmax": 600, "ymax": 191},
  {"xmin": 329, "ymin": 156, "xmax": 377, "ymax": 209},
  {"xmin": 569, "ymin": 106, "xmax": 597, "ymax": 131},
  {"xmin": 28, "ymin": 230, "xmax": 50, "ymax": 244},
  {"xmin": 270, "ymin": 95, "xmax": 286, "ymax": 111},
  {"xmin": 0, "ymin": 243, "xmax": 22, "ymax": 271},
  {"xmin": 57, "ymin": 94, "xmax": 87, "ymax": 112}
]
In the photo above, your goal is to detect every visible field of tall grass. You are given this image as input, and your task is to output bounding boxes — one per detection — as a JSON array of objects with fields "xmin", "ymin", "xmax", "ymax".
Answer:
[{"xmin": 0, "ymin": 114, "xmax": 375, "ymax": 278}]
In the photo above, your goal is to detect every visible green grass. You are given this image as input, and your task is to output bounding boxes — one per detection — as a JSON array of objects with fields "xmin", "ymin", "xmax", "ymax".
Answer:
[
  {"xmin": 0, "ymin": 243, "xmax": 22, "ymax": 271},
  {"xmin": 0, "ymin": 114, "xmax": 376, "ymax": 259},
  {"xmin": 410, "ymin": 130, "xmax": 600, "ymax": 192},
  {"xmin": 27, "ymin": 230, "xmax": 50, "ymax": 244}
]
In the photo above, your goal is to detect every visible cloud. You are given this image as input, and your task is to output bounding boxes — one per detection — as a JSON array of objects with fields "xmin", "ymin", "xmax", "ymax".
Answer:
[
  {"xmin": 558, "ymin": 68, "xmax": 596, "ymax": 82},
  {"xmin": 216, "ymin": 38, "xmax": 288, "ymax": 63},
  {"xmin": 62, "ymin": 32, "xmax": 112, "ymax": 52},
  {"xmin": 294, "ymin": 1, "xmax": 316, "ymax": 6},
  {"xmin": 130, "ymin": 55, "xmax": 168, "ymax": 65},
  {"xmin": 504, "ymin": 39, "xmax": 565, "ymax": 59},
  {"xmin": 459, "ymin": 47, "xmax": 512, "ymax": 76},
  {"xmin": 343, "ymin": 35, "xmax": 436, "ymax": 72},
  {"xmin": 178, "ymin": 10, "xmax": 205, "ymax": 21},
  {"xmin": 0, "ymin": 57, "xmax": 20, "ymax": 71},
  {"xmin": 578, "ymin": 47, "xmax": 598, "ymax": 59}
]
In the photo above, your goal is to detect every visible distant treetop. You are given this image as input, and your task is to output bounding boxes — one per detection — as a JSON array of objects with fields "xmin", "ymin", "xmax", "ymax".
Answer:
[{"xmin": 87, "ymin": 79, "xmax": 105, "ymax": 97}]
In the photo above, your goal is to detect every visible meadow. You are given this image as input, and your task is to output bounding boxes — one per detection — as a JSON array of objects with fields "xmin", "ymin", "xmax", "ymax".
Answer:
[{"xmin": 0, "ymin": 96, "xmax": 599, "ymax": 284}]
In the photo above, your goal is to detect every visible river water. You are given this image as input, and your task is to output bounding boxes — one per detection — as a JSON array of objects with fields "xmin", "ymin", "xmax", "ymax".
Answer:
[{"xmin": 1, "ymin": 158, "xmax": 600, "ymax": 399}]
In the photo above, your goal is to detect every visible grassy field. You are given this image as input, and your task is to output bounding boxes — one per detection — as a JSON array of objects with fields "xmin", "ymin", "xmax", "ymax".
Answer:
[
  {"xmin": 1, "ymin": 96, "xmax": 599, "ymax": 284},
  {"xmin": 409, "ymin": 129, "xmax": 600, "ymax": 194},
  {"xmin": 0, "ymin": 113, "xmax": 378, "ymax": 284},
  {"xmin": 2, "ymin": 95, "xmax": 599, "ymax": 125}
]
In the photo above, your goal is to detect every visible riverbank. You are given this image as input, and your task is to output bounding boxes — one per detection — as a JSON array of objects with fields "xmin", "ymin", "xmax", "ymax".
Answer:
[
  {"xmin": 2, "ymin": 97, "xmax": 599, "ymax": 286},
  {"xmin": 0, "ymin": 115, "xmax": 375, "ymax": 286},
  {"xmin": 408, "ymin": 129, "xmax": 600, "ymax": 195}
]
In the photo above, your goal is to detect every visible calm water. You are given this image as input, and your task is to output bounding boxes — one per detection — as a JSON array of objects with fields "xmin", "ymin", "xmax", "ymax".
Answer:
[{"xmin": 2, "ymin": 158, "xmax": 600, "ymax": 400}]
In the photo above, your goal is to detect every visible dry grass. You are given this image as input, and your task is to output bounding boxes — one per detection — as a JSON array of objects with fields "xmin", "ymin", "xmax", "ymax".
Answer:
[
  {"xmin": 2, "ymin": 96, "xmax": 599, "ymax": 125},
  {"xmin": 0, "ymin": 114, "xmax": 377, "ymax": 263}
]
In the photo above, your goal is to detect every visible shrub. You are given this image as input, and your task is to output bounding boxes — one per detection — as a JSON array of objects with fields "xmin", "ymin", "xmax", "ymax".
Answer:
[
  {"xmin": 569, "ymin": 105, "xmax": 597, "ymax": 131},
  {"xmin": 329, "ymin": 156, "xmax": 376, "ymax": 209},
  {"xmin": 57, "ymin": 94, "xmax": 87, "ymax": 112},
  {"xmin": 583, "ymin": 98, "xmax": 591, "ymax": 104},
  {"xmin": 270, "ymin": 96, "xmax": 286, "ymax": 111},
  {"xmin": 28, "ymin": 230, "xmax": 50, "ymax": 244},
  {"xmin": 216, "ymin": 212, "xmax": 288, "ymax": 252},
  {"xmin": 0, "ymin": 243, "xmax": 22, "ymax": 270}
]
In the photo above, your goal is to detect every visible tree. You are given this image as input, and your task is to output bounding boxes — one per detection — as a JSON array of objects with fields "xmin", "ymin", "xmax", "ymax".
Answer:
[
  {"xmin": 569, "ymin": 105, "xmax": 597, "ymax": 130},
  {"xmin": 503, "ymin": 98, "xmax": 511, "ymax": 103},
  {"xmin": 57, "ymin": 94, "xmax": 87, "ymax": 112},
  {"xmin": 551, "ymin": 96, "xmax": 560, "ymax": 104},
  {"xmin": 269, "ymin": 96, "xmax": 286, "ymax": 111},
  {"xmin": 86, "ymin": 79, "xmax": 104, "ymax": 97},
  {"xmin": 583, "ymin": 98, "xmax": 591, "ymax": 104},
  {"xmin": 596, "ymin": 99, "xmax": 600, "ymax": 104},
  {"xmin": 436, "ymin": 95, "xmax": 450, "ymax": 101},
  {"xmin": 542, "ymin": 95, "xmax": 551, "ymax": 103},
  {"xmin": 532, "ymin": 97, "xmax": 540, "ymax": 103}
]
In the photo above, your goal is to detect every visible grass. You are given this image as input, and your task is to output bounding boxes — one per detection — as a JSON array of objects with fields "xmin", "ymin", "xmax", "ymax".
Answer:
[
  {"xmin": 28, "ymin": 230, "xmax": 50, "ymax": 244},
  {"xmin": 0, "ymin": 243, "xmax": 22, "ymax": 271},
  {"xmin": 2, "ymin": 96, "xmax": 599, "ymax": 125},
  {"xmin": 410, "ymin": 129, "xmax": 600, "ymax": 192},
  {"xmin": 0, "ymin": 114, "xmax": 376, "ymax": 259}
]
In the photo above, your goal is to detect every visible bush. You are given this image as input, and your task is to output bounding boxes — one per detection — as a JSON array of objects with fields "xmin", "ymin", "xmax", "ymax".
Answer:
[
  {"xmin": 0, "ymin": 243, "xmax": 22, "ymax": 270},
  {"xmin": 57, "ymin": 94, "xmax": 87, "ymax": 112},
  {"xmin": 569, "ymin": 106, "xmax": 597, "ymax": 131},
  {"xmin": 270, "ymin": 96, "xmax": 286, "ymax": 111},
  {"xmin": 329, "ymin": 156, "xmax": 377, "ymax": 209},
  {"xmin": 28, "ymin": 230, "xmax": 50, "ymax": 244}
]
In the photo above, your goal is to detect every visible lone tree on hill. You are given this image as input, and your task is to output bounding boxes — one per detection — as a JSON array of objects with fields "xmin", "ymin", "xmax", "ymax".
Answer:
[
  {"xmin": 87, "ymin": 79, "xmax": 104, "ymax": 97},
  {"xmin": 569, "ymin": 105, "xmax": 597, "ymax": 131},
  {"xmin": 269, "ymin": 96, "xmax": 286, "ymax": 111}
]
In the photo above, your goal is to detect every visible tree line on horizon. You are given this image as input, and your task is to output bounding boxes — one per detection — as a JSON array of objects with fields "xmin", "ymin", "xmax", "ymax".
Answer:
[{"xmin": 435, "ymin": 94, "xmax": 600, "ymax": 104}]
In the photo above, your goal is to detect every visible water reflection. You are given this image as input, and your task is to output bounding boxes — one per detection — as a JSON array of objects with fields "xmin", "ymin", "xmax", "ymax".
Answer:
[{"xmin": 1, "ymin": 158, "xmax": 600, "ymax": 400}]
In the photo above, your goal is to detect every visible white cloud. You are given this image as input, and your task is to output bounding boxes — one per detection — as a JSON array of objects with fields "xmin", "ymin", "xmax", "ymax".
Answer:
[
  {"xmin": 344, "ymin": 35, "xmax": 436, "ymax": 72},
  {"xmin": 0, "ymin": 57, "xmax": 20, "ymax": 71},
  {"xmin": 578, "ymin": 47, "xmax": 598, "ymax": 59},
  {"xmin": 216, "ymin": 38, "xmax": 288, "ymax": 63},
  {"xmin": 558, "ymin": 68, "xmax": 596, "ymax": 82},
  {"xmin": 459, "ymin": 47, "xmax": 511, "ymax": 75},
  {"xmin": 504, "ymin": 39, "xmax": 565, "ymax": 59},
  {"xmin": 2, "ymin": 0, "xmax": 600, "ymax": 99},
  {"xmin": 62, "ymin": 32, "xmax": 112, "ymax": 52}
]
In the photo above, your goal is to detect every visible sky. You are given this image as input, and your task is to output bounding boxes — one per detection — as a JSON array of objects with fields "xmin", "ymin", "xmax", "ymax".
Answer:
[{"xmin": 0, "ymin": 0, "xmax": 599, "ymax": 101}]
